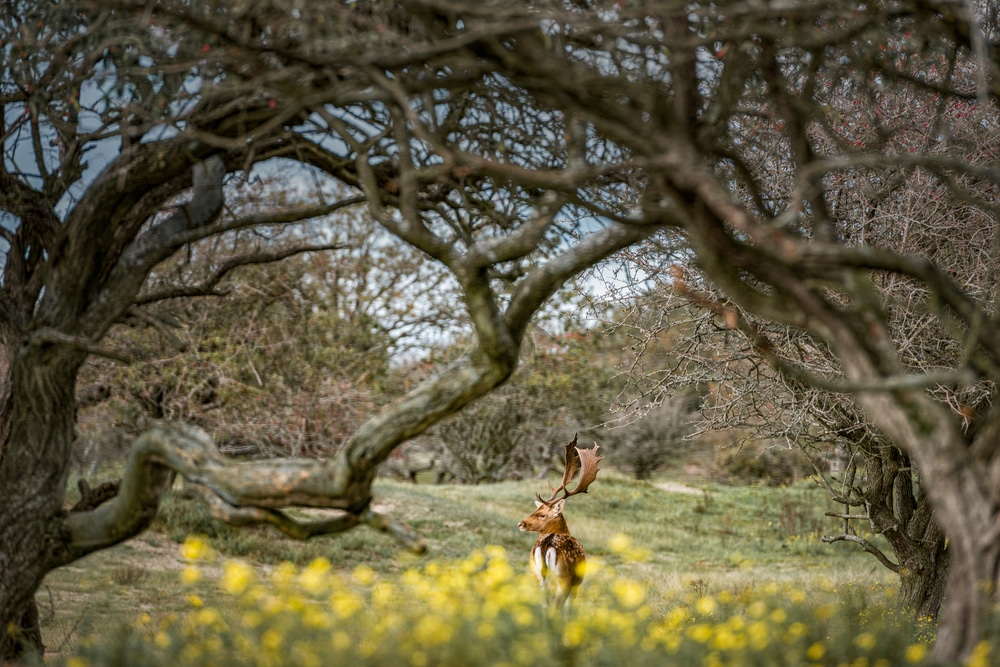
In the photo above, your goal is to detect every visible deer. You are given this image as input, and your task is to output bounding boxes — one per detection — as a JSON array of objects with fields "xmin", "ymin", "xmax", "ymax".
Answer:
[{"xmin": 518, "ymin": 434, "xmax": 603, "ymax": 613}]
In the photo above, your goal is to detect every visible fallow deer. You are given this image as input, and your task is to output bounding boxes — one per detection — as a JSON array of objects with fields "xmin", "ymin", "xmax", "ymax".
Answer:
[{"xmin": 518, "ymin": 434, "xmax": 603, "ymax": 612}]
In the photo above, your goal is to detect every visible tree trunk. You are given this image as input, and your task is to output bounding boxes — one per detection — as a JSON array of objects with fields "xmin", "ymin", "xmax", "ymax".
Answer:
[
  {"xmin": 898, "ymin": 544, "xmax": 949, "ymax": 621},
  {"xmin": 0, "ymin": 345, "xmax": 82, "ymax": 662},
  {"xmin": 0, "ymin": 599, "xmax": 43, "ymax": 661},
  {"xmin": 933, "ymin": 528, "xmax": 1000, "ymax": 661}
]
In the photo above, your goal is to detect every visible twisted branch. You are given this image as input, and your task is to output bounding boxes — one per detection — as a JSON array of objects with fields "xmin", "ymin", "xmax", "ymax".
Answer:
[{"xmin": 58, "ymin": 422, "xmax": 425, "ymax": 567}]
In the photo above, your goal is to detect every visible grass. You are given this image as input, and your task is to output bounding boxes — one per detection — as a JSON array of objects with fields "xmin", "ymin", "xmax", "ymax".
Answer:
[{"xmin": 38, "ymin": 468, "xmax": 896, "ymax": 662}]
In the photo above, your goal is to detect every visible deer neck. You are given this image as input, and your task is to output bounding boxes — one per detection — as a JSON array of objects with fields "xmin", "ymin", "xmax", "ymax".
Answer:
[{"xmin": 541, "ymin": 515, "xmax": 571, "ymax": 535}]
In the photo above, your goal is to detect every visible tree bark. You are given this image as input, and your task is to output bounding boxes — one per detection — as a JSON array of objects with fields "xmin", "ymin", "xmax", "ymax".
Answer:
[
  {"xmin": 898, "ymin": 541, "xmax": 949, "ymax": 621},
  {"xmin": 934, "ymin": 534, "xmax": 1000, "ymax": 660},
  {"xmin": 0, "ymin": 345, "xmax": 82, "ymax": 661},
  {"xmin": 0, "ymin": 599, "xmax": 42, "ymax": 661}
]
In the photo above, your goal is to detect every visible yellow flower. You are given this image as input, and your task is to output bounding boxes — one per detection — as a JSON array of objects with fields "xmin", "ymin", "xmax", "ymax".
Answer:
[
  {"xmin": 262, "ymin": 628, "xmax": 283, "ymax": 650},
  {"xmin": 181, "ymin": 535, "xmax": 214, "ymax": 561},
  {"xmin": 563, "ymin": 620, "xmax": 587, "ymax": 647},
  {"xmin": 747, "ymin": 621, "xmax": 770, "ymax": 650},
  {"xmin": 709, "ymin": 627, "xmax": 744, "ymax": 651},
  {"xmin": 352, "ymin": 564, "xmax": 376, "ymax": 586},
  {"xmin": 484, "ymin": 544, "xmax": 507, "ymax": 560},
  {"xmin": 477, "ymin": 621, "xmax": 497, "ymax": 639},
  {"xmin": 299, "ymin": 557, "xmax": 332, "ymax": 595},
  {"xmin": 271, "ymin": 561, "xmax": 297, "ymax": 588},
  {"xmin": 608, "ymin": 533, "xmax": 631, "ymax": 553},
  {"xmin": 905, "ymin": 643, "xmax": 927, "ymax": 663},
  {"xmin": 686, "ymin": 623, "xmax": 713, "ymax": 643},
  {"xmin": 413, "ymin": 615, "xmax": 453, "ymax": 646},
  {"xmin": 966, "ymin": 641, "xmax": 993, "ymax": 667},
  {"xmin": 787, "ymin": 622, "xmax": 809, "ymax": 639},
  {"xmin": 194, "ymin": 607, "xmax": 221, "ymax": 628},
  {"xmin": 180, "ymin": 565, "xmax": 202, "ymax": 585},
  {"xmin": 185, "ymin": 593, "xmax": 204, "ymax": 608},
  {"xmin": 221, "ymin": 560, "xmax": 255, "ymax": 595},
  {"xmin": 854, "ymin": 632, "xmax": 877, "ymax": 651},
  {"xmin": 806, "ymin": 642, "xmax": 826, "ymax": 660},
  {"xmin": 815, "ymin": 603, "xmax": 837, "ymax": 620},
  {"xmin": 613, "ymin": 579, "xmax": 646, "ymax": 608},
  {"xmin": 330, "ymin": 590, "xmax": 364, "ymax": 619},
  {"xmin": 695, "ymin": 595, "xmax": 717, "ymax": 616}
]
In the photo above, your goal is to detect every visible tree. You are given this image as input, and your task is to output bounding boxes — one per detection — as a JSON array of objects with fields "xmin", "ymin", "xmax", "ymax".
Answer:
[
  {"xmin": 0, "ymin": 1, "xmax": 657, "ymax": 657},
  {"xmin": 76, "ymin": 189, "xmax": 462, "ymax": 463},
  {"xmin": 487, "ymin": 1, "xmax": 994, "ymax": 660},
  {"xmin": 609, "ymin": 73, "xmax": 989, "ymax": 609}
]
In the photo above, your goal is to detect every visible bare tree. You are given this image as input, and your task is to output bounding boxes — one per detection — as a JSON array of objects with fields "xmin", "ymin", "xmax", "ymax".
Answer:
[
  {"xmin": 605, "ymin": 0, "xmax": 1000, "ymax": 623},
  {"xmin": 0, "ymin": 2, "xmax": 657, "ymax": 657},
  {"xmin": 498, "ymin": 1, "xmax": 995, "ymax": 660}
]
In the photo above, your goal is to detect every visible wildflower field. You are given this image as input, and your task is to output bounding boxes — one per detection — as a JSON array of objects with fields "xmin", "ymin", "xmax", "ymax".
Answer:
[{"xmin": 40, "ymin": 474, "xmax": 997, "ymax": 666}]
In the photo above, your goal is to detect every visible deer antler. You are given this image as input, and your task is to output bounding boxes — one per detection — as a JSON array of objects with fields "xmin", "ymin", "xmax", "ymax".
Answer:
[{"xmin": 537, "ymin": 434, "xmax": 603, "ymax": 505}]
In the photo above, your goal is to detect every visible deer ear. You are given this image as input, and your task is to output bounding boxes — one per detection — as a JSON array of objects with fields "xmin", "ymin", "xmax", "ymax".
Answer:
[
  {"xmin": 534, "ymin": 500, "xmax": 544, "ymax": 508},
  {"xmin": 551, "ymin": 498, "xmax": 566, "ymax": 514}
]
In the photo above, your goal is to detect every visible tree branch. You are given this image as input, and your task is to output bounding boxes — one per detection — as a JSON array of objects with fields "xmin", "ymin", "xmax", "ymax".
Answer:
[
  {"xmin": 821, "ymin": 533, "xmax": 900, "ymax": 573},
  {"xmin": 28, "ymin": 328, "xmax": 133, "ymax": 365},
  {"xmin": 57, "ymin": 422, "xmax": 426, "ymax": 566},
  {"xmin": 505, "ymin": 218, "xmax": 661, "ymax": 339},
  {"xmin": 136, "ymin": 242, "xmax": 351, "ymax": 305}
]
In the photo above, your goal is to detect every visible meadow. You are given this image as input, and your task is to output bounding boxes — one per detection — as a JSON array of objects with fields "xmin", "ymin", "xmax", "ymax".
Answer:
[{"xmin": 35, "ymin": 470, "xmax": 993, "ymax": 666}]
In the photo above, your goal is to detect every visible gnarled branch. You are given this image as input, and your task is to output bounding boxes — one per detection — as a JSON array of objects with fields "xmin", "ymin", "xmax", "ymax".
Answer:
[{"xmin": 57, "ymin": 422, "xmax": 425, "ymax": 566}]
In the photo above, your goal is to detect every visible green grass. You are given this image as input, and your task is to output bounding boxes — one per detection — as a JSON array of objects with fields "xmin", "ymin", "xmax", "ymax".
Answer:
[{"xmin": 38, "ymin": 469, "xmax": 895, "ymax": 661}]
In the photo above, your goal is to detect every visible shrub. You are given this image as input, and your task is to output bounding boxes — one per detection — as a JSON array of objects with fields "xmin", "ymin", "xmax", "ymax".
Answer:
[
  {"xmin": 602, "ymin": 396, "xmax": 698, "ymax": 480},
  {"xmin": 50, "ymin": 536, "xmax": 994, "ymax": 667}
]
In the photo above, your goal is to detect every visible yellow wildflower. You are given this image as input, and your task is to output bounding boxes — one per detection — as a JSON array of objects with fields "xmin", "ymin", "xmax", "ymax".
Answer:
[
  {"xmin": 686, "ymin": 623, "xmax": 713, "ymax": 644},
  {"xmin": 608, "ymin": 533, "xmax": 631, "ymax": 553},
  {"xmin": 695, "ymin": 595, "xmax": 717, "ymax": 616},
  {"xmin": 181, "ymin": 535, "xmax": 210, "ymax": 561},
  {"xmin": 352, "ymin": 564, "xmax": 376, "ymax": 586},
  {"xmin": 299, "ymin": 557, "xmax": 332, "ymax": 595},
  {"xmin": 806, "ymin": 642, "xmax": 825, "ymax": 660},
  {"xmin": 905, "ymin": 643, "xmax": 927, "ymax": 663},
  {"xmin": 221, "ymin": 560, "xmax": 255, "ymax": 595},
  {"xmin": 180, "ymin": 565, "xmax": 202, "ymax": 585},
  {"xmin": 967, "ymin": 641, "xmax": 993, "ymax": 667},
  {"xmin": 613, "ymin": 579, "xmax": 646, "ymax": 609}
]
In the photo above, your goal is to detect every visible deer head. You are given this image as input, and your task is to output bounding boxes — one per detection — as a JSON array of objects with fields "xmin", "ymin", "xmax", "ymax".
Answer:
[{"xmin": 518, "ymin": 434, "xmax": 603, "ymax": 534}]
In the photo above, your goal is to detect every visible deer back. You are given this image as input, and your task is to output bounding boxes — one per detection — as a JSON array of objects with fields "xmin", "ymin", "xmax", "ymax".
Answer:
[{"xmin": 530, "ymin": 532, "xmax": 586, "ymax": 592}]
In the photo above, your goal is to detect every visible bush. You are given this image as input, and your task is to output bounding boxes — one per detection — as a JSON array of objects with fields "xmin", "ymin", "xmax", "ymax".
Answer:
[
  {"xmin": 51, "ymin": 536, "xmax": 993, "ymax": 667},
  {"xmin": 602, "ymin": 396, "xmax": 698, "ymax": 480},
  {"xmin": 715, "ymin": 442, "xmax": 817, "ymax": 486}
]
